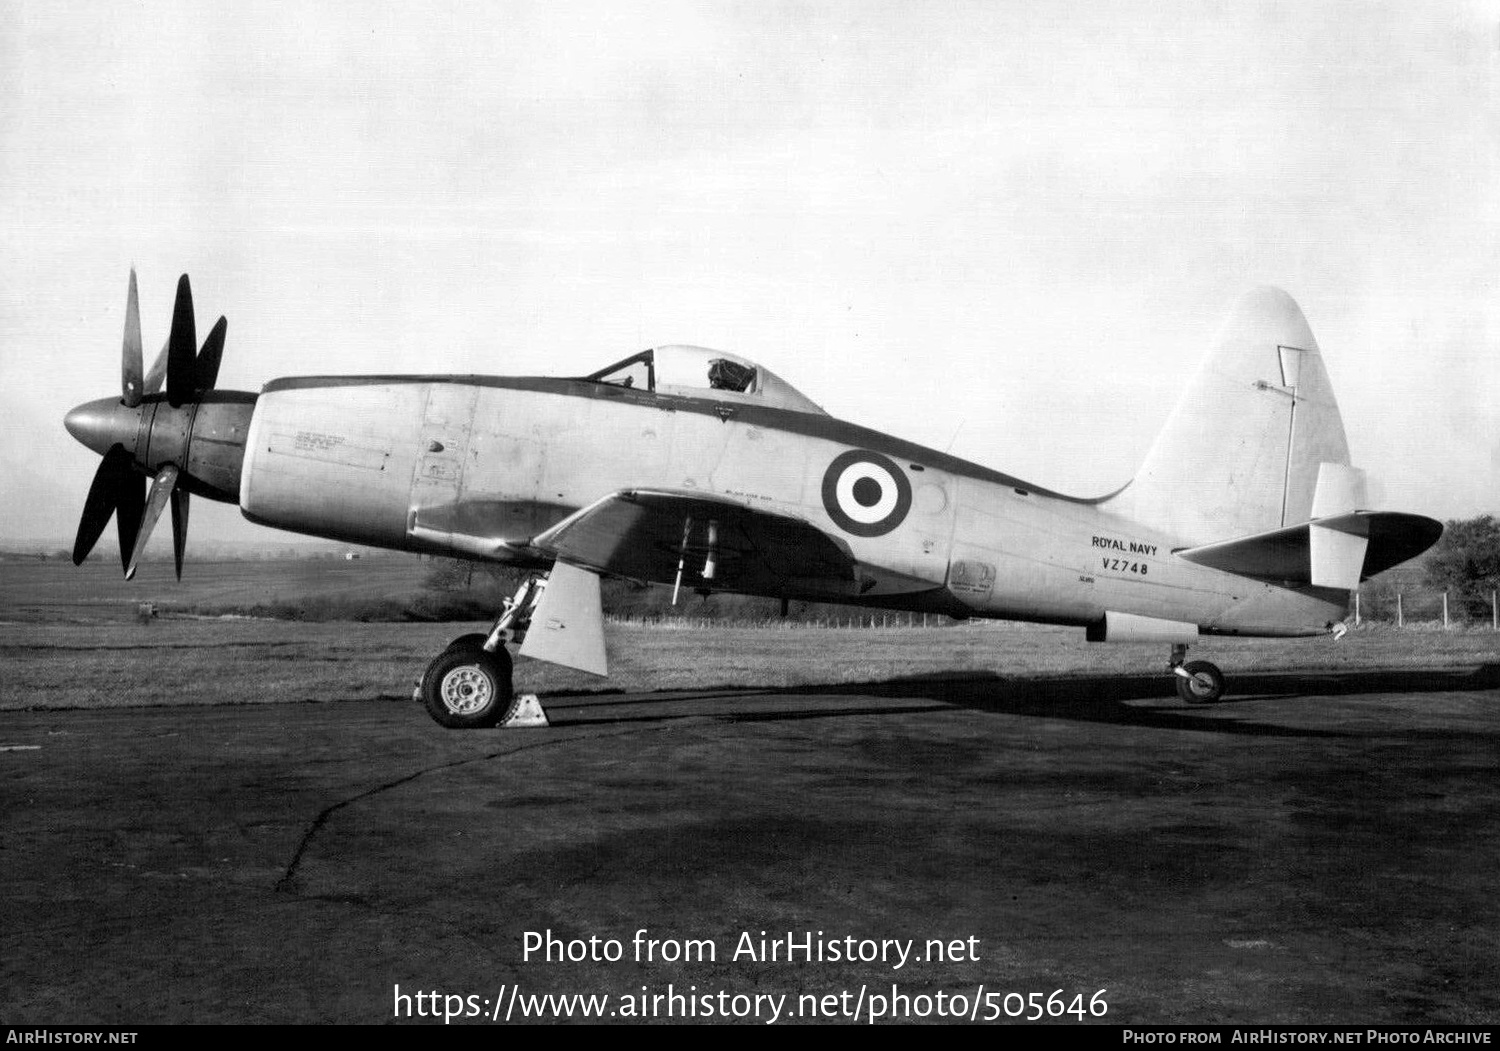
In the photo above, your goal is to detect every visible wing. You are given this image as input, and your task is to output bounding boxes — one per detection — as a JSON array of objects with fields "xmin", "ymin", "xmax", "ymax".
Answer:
[
  {"xmin": 1175, "ymin": 510, "xmax": 1443, "ymax": 588},
  {"xmin": 531, "ymin": 489, "xmax": 859, "ymax": 597}
]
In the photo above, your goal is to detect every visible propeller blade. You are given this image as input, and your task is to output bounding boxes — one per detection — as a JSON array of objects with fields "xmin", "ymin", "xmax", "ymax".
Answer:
[
  {"xmin": 144, "ymin": 338, "xmax": 169, "ymax": 395},
  {"xmin": 170, "ymin": 486, "xmax": 190, "ymax": 580},
  {"xmin": 115, "ymin": 465, "xmax": 146, "ymax": 575},
  {"xmin": 125, "ymin": 465, "xmax": 178, "ymax": 581},
  {"xmin": 196, "ymin": 316, "xmax": 227, "ymax": 391},
  {"xmin": 72, "ymin": 445, "xmax": 133, "ymax": 565},
  {"xmin": 122, "ymin": 269, "xmax": 143, "ymax": 407},
  {"xmin": 165, "ymin": 275, "xmax": 196, "ymax": 407}
]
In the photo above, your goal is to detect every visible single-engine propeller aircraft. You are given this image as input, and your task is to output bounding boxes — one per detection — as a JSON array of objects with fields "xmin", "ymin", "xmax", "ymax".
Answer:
[{"xmin": 65, "ymin": 272, "xmax": 1443, "ymax": 728}]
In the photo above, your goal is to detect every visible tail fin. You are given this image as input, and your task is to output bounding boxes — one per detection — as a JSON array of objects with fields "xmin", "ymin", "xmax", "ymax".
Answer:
[{"xmin": 1106, "ymin": 287, "xmax": 1352, "ymax": 545}]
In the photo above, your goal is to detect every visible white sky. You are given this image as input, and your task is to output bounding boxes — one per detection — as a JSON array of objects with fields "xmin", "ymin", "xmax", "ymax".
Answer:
[{"xmin": 2, "ymin": 0, "xmax": 1496, "ymax": 549}]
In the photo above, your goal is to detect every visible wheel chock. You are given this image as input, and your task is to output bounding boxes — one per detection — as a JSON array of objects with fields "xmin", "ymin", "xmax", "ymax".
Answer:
[{"xmin": 501, "ymin": 693, "xmax": 550, "ymax": 728}]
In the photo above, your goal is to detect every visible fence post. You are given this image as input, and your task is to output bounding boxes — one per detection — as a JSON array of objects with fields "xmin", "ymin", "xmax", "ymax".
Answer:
[
  {"xmin": 1397, "ymin": 592, "xmax": 1403, "ymax": 628},
  {"xmin": 1443, "ymin": 591, "xmax": 1449, "ymax": 630},
  {"xmin": 1493, "ymin": 589, "xmax": 1497, "ymax": 633},
  {"xmin": 1354, "ymin": 591, "xmax": 1361, "ymax": 626}
]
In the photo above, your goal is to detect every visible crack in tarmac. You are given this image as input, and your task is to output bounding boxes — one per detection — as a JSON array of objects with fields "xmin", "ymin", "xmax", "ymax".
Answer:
[{"xmin": 273, "ymin": 722, "xmax": 679, "ymax": 895}]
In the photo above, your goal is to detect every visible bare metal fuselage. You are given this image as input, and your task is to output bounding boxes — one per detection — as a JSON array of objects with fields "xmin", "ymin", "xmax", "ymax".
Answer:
[{"xmin": 239, "ymin": 375, "xmax": 1344, "ymax": 637}]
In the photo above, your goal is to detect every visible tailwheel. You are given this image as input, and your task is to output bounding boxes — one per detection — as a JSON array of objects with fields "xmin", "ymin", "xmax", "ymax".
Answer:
[
  {"xmin": 421, "ymin": 645, "xmax": 513, "ymax": 729},
  {"xmin": 1174, "ymin": 660, "xmax": 1225, "ymax": 704}
]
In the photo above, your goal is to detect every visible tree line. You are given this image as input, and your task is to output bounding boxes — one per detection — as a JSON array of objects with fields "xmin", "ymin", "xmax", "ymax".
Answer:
[{"xmin": 1418, "ymin": 514, "xmax": 1500, "ymax": 619}]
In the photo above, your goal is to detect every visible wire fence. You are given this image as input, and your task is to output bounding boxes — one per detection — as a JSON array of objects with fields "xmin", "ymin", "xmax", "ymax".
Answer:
[
  {"xmin": 609, "ymin": 590, "xmax": 1500, "ymax": 632},
  {"xmin": 612, "ymin": 592, "xmax": 1500, "ymax": 632},
  {"xmin": 605, "ymin": 612, "xmax": 950, "ymax": 630},
  {"xmin": 1353, "ymin": 588, "xmax": 1500, "ymax": 631}
]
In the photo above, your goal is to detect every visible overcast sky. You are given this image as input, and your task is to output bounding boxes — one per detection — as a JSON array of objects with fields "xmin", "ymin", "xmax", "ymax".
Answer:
[{"xmin": 2, "ymin": 1, "xmax": 1496, "ymax": 550}]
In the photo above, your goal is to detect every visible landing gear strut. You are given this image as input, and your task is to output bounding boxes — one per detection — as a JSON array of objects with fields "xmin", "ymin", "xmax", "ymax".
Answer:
[
  {"xmin": 1169, "ymin": 643, "xmax": 1225, "ymax": 704},
  {"xmin": 418, "ymin": 575, "xmax": 547, "ymax": 729}
]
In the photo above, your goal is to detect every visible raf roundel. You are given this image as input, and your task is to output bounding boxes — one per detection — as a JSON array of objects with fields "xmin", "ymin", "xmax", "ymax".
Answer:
[{"xmin": 821, "ymin": 450, "xmax": 912, "ymax": 537}]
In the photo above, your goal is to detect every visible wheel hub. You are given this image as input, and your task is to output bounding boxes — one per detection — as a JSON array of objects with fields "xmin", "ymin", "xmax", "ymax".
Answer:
[{"xmin": 440, "ymin": 665, "xmax": 493, "ymax": 715}]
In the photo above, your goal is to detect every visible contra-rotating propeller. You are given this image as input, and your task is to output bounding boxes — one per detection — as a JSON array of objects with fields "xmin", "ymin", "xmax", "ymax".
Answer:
[{"xmin": 66, "ymin": 270, "xmax": 233, "ymax": 580}]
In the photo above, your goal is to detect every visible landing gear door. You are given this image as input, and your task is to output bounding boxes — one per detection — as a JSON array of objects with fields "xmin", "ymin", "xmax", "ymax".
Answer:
[{"xmin": 410, "ymin": 383, "xmax": 480, "ymax": 534}]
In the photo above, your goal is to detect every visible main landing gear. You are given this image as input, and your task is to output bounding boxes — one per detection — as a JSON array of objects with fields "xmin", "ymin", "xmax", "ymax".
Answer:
[
  {"xmin": 418, "ymin": 575, "xmax": 545, "ymax": 729},
  {"xmin": 1169, "ymin": 643, "xmax": 1225, "ymax": 704}
]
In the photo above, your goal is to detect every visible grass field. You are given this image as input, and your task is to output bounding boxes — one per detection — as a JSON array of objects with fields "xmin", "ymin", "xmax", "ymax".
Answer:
[
  {"xmin": 4, "ymin": 616, "xmax": 1496, "ymax": 713},
  {"xmin": 0, "ymin": 556, "xmax": 436, "ymax": 622}
]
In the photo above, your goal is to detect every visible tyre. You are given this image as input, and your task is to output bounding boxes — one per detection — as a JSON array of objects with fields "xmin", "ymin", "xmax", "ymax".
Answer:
[
  {"xmin": 421, "ymin": 646, "xmax": 514, "ymax": 729},
  {"xmin": 1175, "ymin": 660, "xmax": 1225, "ymax": 704}
]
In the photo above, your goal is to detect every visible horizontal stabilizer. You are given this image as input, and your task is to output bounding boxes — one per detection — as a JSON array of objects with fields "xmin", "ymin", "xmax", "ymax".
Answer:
[{"xmin": 1175, "ymin": 511, "xmax": 1443, "ymax": 587}]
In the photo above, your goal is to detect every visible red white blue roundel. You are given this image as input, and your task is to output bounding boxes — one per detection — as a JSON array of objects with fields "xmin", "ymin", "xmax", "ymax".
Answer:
[{"xmin": 821, "ymin": 450, "xmax": 912, "ymax": 537}]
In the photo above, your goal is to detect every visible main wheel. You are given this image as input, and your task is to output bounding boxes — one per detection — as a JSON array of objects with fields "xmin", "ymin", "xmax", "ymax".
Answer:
[
  {"xmin": 421, "ymin": 645, "xmax": 514, "ymax": 729},
  {"xmin": 1175, "ymin": 660, "xmax": 1225, "ymax": 704}
]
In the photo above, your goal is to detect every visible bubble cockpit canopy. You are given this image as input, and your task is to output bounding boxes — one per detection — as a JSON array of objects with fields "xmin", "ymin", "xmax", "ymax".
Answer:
[{"xmin": 584, "ymin": 345, "xmax": 826, "ymax": 415}]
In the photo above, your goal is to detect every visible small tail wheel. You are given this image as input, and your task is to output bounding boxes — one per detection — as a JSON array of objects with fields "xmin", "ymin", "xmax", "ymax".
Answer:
[
  {"xmin": 1175, "ymin": 660, "xmax": 1225, "ymax": 704},
  {"xmin": 421, "ymin": 645, "xmax": 514, "ymax": 729}
]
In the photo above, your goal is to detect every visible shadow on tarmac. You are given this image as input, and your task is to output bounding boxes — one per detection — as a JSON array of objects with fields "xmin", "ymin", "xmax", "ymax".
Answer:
[{"xmin": 544, "ymin": 663, "xmax": 1500, "ymax": 739}]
